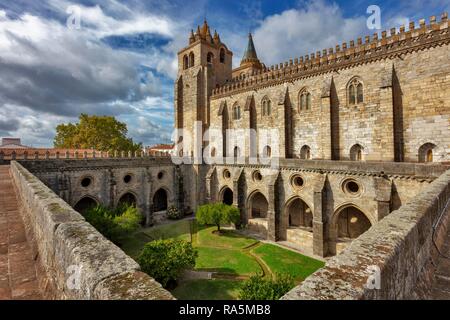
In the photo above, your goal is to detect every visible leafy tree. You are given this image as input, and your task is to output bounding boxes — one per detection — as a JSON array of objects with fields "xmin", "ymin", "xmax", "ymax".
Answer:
[
  {"xmin": 196, "ymin": 203, "xmax": 240, "ymax": 232},
  {"xmin": 137, "ymin": 239, "xmax": 197, "ymax": 287},
  {"xmin": 83, "ymin": 204, "xmax": 142, "ymax": 245},
  {"xmin": 239, "ymin": 273, "xmax": 295, "ymax": 300},
  {"xmin": 53, "ymin": 113, "xmax": 142, "ymax": 152}
]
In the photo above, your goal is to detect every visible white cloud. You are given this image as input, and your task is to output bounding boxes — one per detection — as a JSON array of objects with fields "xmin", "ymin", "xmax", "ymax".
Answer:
[{"xmin": 252, "ymin": 0, "xmax": 367, "ymax": 66}]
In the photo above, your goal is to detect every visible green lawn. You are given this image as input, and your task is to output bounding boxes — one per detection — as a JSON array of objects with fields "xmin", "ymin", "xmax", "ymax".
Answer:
[
  {"xmin": 121, "ymin": 219, "xmax": 193, "ymax": 259},
  {"xmin": 120, "ymin": 220, "xmax": 324, "ymax": 300},
  {"xmin": 195, "ymin": 246, "xmax": 262, "ymax": 275},
  {"xmin": 171, "ymin": 279, "xmax": 242, "ymax": 300},
  {"xmin": 251, "ymin": 243, "xmax": 325, "ymax": 282},
  {"xmin": 196, "ymin": 226, "xmax": 258, "ymax": 249}
]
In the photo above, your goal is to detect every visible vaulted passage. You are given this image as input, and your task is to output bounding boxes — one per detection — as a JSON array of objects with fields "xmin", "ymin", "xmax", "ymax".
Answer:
[
  {"xmin": 118, "ymin": 192, "xmax": 137, "ymax": 207},
  {"xmin": 249, "ymin": 192, "xmax": 268, "ymax": 218},
  {"xmin": 74, "ymin": 196, "xmax": 98, "ymax": 214},
  {"xmin": 153, "ymin": 188, "xmax": 168, "ymax": 212},
  {"xmin": 222, "ymin": 187, "xmax": 233, "ymax": 205},
  {"xmin": 337, "ymin": 207, "xmax": 371, "ymax": 239},
  {"xmin": 288, "ymin": 198, "xmax": 313, "ymax": 230}
]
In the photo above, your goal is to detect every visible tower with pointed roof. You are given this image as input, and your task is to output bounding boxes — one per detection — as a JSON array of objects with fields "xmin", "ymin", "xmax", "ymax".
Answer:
[{"xmin": 232, "ymin": 33, "xmax": 263, "ymax": 78}]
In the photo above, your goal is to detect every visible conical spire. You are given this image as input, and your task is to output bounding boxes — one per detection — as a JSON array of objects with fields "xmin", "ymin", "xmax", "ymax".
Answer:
[{"xmin": 241, "ymin": 33, "xmax": 259, "ymax": 64}]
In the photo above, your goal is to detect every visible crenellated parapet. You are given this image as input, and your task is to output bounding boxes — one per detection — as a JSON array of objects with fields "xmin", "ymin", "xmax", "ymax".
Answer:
[{"xmin": 211, "ymin": 13, "xmax": 449, "ymax": 99}]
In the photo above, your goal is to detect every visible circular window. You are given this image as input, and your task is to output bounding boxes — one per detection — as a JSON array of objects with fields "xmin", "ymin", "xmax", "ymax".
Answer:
[
  {"xmin": 223, "ymin": 169, "xmax": 231, "ymax": 180},
  {"xmin": 81, "ymin": 177, "xmax": 92, "ymax": 188},
  {"xmin": 123, "ymin": 174, "xmax": 132, "ymax": 184},
  {"xmin": 343, "ymin": 179, "xmax": 361, "ymax": 195},
  {"xmin": 252, "ymin": 170, "xmax": 263, "ymax": 182},
  {"xmin": 157, "ymin": 171, "xmax": 164, "ymax": 180},
  {"xmin": 291, "ymin": 174, "xmax": 305, "ymax": 189}
]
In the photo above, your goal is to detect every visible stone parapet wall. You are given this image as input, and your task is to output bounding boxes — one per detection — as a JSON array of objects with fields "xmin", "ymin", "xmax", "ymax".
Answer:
[
  {"xmin": 10, "ymin": 161, "xmax": 173, "ymax": 300},
  {"xmin": 282, "ymin": 169, "xmax": 450, "ymax": 300}
]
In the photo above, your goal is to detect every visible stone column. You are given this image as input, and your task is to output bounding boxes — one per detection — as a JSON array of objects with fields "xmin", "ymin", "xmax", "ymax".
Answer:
[
  {"xmin": 267, "ymin": 182, "xmax": 277, "ymax": 241},
  {"xmin": 312, "ymin": 174, "xmax": 328, "ymax": 257},
  {"xmin": 144, "ymin": 168, "xmax": 153, "ymax": 227},
  {"xmin": 374, "ymin": 176, "xmax": 392, "ymax": 221}
]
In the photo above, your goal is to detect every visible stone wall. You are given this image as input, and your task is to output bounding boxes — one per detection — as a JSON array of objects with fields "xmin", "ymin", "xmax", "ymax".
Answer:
[
  {"xmin": 10, "ymin": 161, "xmax": 174, "ymax": 300},
  {"xmin": 282, "ymin": 169, "xmax": 450, "ymax": 300}
]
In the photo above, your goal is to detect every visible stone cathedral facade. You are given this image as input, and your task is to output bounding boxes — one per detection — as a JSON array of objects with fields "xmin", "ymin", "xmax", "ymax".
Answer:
[{"xmin": 175, "ymin": 17, "xmax": 449, "ymax": 163}]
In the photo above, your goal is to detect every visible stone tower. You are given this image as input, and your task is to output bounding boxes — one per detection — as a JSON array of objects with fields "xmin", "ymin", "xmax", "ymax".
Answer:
[{"xmin": 174, "ymin": 20, "xmax": 233, "ymax": 160}]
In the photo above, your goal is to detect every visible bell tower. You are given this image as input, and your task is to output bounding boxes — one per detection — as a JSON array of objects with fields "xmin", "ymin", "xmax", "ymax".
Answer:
[{"xmin": 174, "ymin": 20, "xmax": 233, "ymax": 160}]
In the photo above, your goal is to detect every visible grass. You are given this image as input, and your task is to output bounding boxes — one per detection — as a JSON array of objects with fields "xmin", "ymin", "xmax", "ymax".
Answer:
[
  {"xmin": 171, "ymin": 279, "xmax": 242, "ymax": 300},
  {"xmin": 195, "ymin": 246, "xmax": 262, "ymax": 275},
  {"xmin": 196, "ymin": 226, "xmax": 258, "ymax": 249},
  {"xmin": 121, "ymin": 219, "xmax": 193, "ymax": 259},
  {"xmin": 120, "ymin": 220, "xmax": 325, "ymax": 300},
  {"xmin": 251, "ymin": 243, "xmax": 325, "ymax": 282}
]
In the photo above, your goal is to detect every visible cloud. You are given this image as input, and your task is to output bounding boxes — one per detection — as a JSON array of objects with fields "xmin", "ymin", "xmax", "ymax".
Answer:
[
  {"xmin": 252, "ymin": 0, "xmax": 367, "ymax": 66},
  {"xmin": 0, "ymin": 2, "xmax": 179, "ymax": 147}
]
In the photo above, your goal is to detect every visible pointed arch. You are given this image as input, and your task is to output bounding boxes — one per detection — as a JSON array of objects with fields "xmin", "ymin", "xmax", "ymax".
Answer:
[
  {"xmin": 300, "ymin": 145, "xmax": 311, "ymax": 159},
  {"xmin": 261, "ymin": 96, "xmax": 272, "ymax": 116},
  {"xmin": 74, "ymin": 196, "xmax": 99, "ymax": 214},
  {"xmin": 347, "ymin": 77, "xmax": 364, "ymax": 105},
  {"xmin": 189, "ymin": 52, "xmax": 195, "ymax": 67},
  {"xmin": 118, "ymin": 192, "xmax": 137, "ymax": 207},
  {"xmin": 419, "ymin": 143, "xmax": 436, "ymax": 163},
  {"xmin": 153, "ymin": 188, "xmax": 168, "ymax": 212},
  {"xmin": 298, "ymin": 88, "xmax": 312, "ymax": 111},
  {"xmin": 183, "ymin": 55, "xmax": 188, "ymax": 70},
  {"xmin": 350, "ymin": 144, "xmax": 364, "ymax": 161}
]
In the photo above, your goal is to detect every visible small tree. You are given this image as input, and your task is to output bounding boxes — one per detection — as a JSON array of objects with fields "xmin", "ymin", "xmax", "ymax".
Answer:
[
  {"xmin": 196, "ymin": 203, "xmax": 240, "ymax": 232},
  {"xmin": 239, "ymin": 273, "xmax": 295, "ymax": 300},
  {"xmin": 137, "ymin": 239, "xmax": 197, "ymax": 287}
]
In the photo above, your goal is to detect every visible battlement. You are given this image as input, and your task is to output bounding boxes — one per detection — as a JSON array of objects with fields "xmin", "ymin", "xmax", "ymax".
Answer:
[{"xmin": 212, "ymin": 13, "xmax": 449, "ymax": 99}]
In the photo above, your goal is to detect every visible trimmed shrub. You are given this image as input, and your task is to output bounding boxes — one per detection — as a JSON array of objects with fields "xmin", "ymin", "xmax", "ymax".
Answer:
[
  {"xmin": 239, "ymin": 273, "xmax": 295, "ymax": 300},
  {"xmin": 137, "ymin": 239, "xmax": 197, "ymax": 287}
]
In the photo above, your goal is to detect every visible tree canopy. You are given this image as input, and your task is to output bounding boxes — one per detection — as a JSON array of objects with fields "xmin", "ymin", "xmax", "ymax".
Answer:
[
  {"xmin": 196, "ymin": 203, "xmax": 241, "ymax": 231},
  {"xmin": 53, "ymin": 113, "xmax": 142, "ymax": 152}
]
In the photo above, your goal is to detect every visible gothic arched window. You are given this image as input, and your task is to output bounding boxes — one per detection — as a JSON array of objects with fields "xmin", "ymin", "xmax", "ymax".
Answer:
[
  {"xmin": 350, "ymin": 144, "xmax": 363, "ymax": 161},
  {"xmin": 183, "ymin": 55, "xmax": 188, "ymax": 70},
  {"xmin": 207, "ymin": 52, "xmax": 214, "ymax": 64},
  {"xmin": 299, "ymin": 90, "xmax": 311, "ymax": 111},
  {"xmin": 189, "ymin": 52, "xmax": 195, "ymax": 67},
  {"xmin": 300, "ymin": 145, "xmax": 311, "ymax": 159},
  {"xmin": 348, "ymin": 78, "xmax": 364, "ymax": 105},
  {"xmin": 418, "ymin": 143, "xmax": 436, "ymax": 163},
  {"xmin": 233, "ymin": 104, "xmax": 241, "ymax": 120},
  {"xmin": 261, "ymin": 96, "xmax": 271, "ymax": 116},
  {"xmin": 220, "ymin": 48, "xmax": 225, "ymax": 63}
]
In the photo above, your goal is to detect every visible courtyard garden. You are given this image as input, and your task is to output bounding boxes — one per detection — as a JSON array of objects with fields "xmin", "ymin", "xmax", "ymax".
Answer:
[{"xmin": 120, "ymin": 217, "xmax": 325, "ymax": 300}]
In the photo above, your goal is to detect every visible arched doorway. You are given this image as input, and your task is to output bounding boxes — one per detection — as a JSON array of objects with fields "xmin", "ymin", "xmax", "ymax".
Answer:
[
  {"xmin": 74, "ymin": 196, "xmax": 98, "ymax": 214},
  {"xmin": 331, "ymin": 205, "xmax": 372, "ymax": 255},
  {"xmin": 288, "ymin": 198, "xmax": 313, "ymax": 230},
  {"xmin": 118, "ymin": 192, "xmax": 137, "ymax": 207},
  {"xmin": 300, "ymin": 145, "xmax": 311, "ymax": 159},
  {"xmin": 350, "ymin": 144, "xmax": 363, "ymax": 161},
  {"xmin": 418, "ymin": 143, "xmax": 436, "ymax": 163},
  {"xmin": 221, "ymin": 187, "xmax": 233, "ymax": 205},
  {"xmin": 284, "ymin": 198, "xmax": 314, "ymax": 251},
  {"xmin": 153, "ymin": 188, "xmax": 168, "ymax": 212},
  {"xmin": 249, "ymin": 192, "xmax": 268, "ymax": 219}
]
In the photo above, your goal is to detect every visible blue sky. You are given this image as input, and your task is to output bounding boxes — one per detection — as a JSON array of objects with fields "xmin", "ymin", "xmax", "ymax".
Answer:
[{"xmin": 0, "ymin": 0, "xmax": 448, "ymax": 147}]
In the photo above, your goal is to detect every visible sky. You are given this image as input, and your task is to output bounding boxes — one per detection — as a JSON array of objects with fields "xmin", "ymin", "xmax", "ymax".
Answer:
[{"xmin": 0, "ymin": 0, "xmax": 448, "ymax": 148}]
